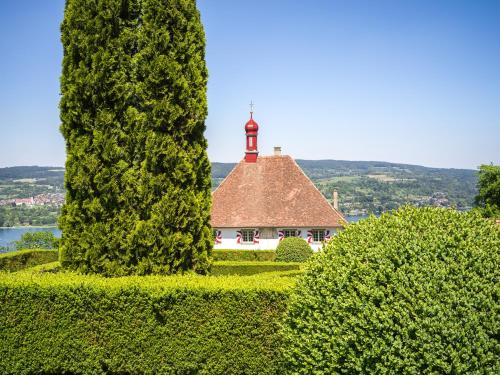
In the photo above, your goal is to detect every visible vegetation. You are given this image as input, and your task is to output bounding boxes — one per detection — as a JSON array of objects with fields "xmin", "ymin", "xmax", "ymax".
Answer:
[
  {"xmin": 0, "ymin": 265, "xmax": 294, "ymax": 374},
  {"xmin": 211, "ymin": 261, "xmax": 301, "ymax": 276},
  {"xmin": 59, "ymin": 0, "xmax": 212, "ymax": 275},
  {"xmin": 0, "ymin": 166, "xmax": 64, "ymax": 200},
  {"xmin": 0, "ymin": 250, "xmax": 59, "ymax": 272},
  {"xmin": 275, "ymin": 237, "xmax": 313, "ymax": 262},
  {"xmin": 14, "ymin": 231, "xmax": 59, "ymax": 250},
  {"xmin": 1, "ymin": 159, "xmax": 479, "ymax": 225},
  {"xmin": 282, "ymin": 207, "xmax": 499, "ymax": 373},
  {"xmin": 475, "ymin": 164, "xmax": 500, "ymax": 218},
  {"xmin": 0, "ymin": 205, "xmax": 60, "ymax": 227},
  {"xmin": 212, "ymin": 249, "xmax": 276, "ymax": 262},
  {"xmin": 214, "ymin": 160, "xmax": 478, "ymax": 215}
]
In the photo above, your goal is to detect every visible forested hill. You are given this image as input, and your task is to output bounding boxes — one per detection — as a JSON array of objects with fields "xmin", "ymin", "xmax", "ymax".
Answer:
[
  {"xmin": 0, "ymin": 160, "xmax": 477, "ymax": 221},
  {"xmin": 213, "ymin": 160, "xmax": 478, "ymax": 215}
]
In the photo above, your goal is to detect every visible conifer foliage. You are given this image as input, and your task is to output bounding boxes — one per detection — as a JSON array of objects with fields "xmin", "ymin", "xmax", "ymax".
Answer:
[{"xmin": 59, "ymin": 0, "xmax": 212, "ymax": 275}]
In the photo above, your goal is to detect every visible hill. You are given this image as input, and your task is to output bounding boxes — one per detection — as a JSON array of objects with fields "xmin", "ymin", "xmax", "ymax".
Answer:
[
  {"xmin": 213, "ymin": 160, "xmax": 477, "ymax": 215},
  {"xmin": 0, "ymin": 161, "xmax": 477, "ymax": 226}
]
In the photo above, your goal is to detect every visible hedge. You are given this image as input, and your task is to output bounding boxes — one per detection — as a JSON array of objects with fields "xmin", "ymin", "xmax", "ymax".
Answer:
[
  {"xmin": 0, "ymin": 266, "xmax": 295, "ymax": 374},
  {"xmin": 275, "ymin": 237, "xmax": 313, "ymax": 262},
  {"xmin": 212, "ymin": 249, "xmax": 276, "ymax": 262},
  {"xmin": 283, "ymin": 207, "xmax": 500, "ymax": 373},
  {"xmin": 211, "ymin": 261, "xmax": 301, "ymax": 276},
  {"xmin": 0, "ymin": 250, "xmax": 59, "ymax": 272}
]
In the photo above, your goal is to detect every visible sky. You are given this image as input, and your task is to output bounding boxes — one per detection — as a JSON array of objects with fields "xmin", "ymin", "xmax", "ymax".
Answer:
[{"xmin": 0, "ymin": 0, "xmax": 499, "ymax": 169}]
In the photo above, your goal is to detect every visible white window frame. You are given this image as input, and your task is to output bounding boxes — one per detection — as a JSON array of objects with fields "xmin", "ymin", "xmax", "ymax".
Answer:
[
  {"xmin": 311, "ymin": 229, "xmax": 325, "ymax": 243},
  {"xmin": 241, "ymin": 229, "xmax": 254, "ymax": 244}
]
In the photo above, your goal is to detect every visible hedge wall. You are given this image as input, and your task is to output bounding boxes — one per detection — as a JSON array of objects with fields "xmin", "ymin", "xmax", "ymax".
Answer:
[
  {"xmin": 212, "ymin": 250, "xmax": 276, "ymax": 262},
  {"xmin": 211, "ymin": 261, "xmax": 301, "ymax": 276},
  {"xmin": 0, "ymin": 250, "xmax": 59, "ymax": 272},
  {"xmin": 0, "ymin": 268, "xmax": 294, "ymax": 374}
]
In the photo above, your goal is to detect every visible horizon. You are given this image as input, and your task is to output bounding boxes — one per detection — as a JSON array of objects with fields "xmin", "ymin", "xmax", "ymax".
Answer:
[
  {"xmin": 0, "ymin": 1, "xmax": 499, "ymax": 169},
  {"xmin": 0, "ymin": 155, "xmax": 480, "ymax": 172}
]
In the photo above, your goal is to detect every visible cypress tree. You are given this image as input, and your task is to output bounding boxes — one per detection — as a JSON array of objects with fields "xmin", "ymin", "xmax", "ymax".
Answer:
[{"xmin": 59, "ymin": 0, "xmax": 212, "ymax": 275}]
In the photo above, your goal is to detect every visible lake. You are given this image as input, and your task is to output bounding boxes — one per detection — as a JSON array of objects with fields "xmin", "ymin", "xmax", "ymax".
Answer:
[
  {"xmin": 0, "ymin": 227, "xmax": 61, "ymax": 251},
  {"xmin": 0, "ymin": 215, "xmax": 370, "ymax": 252}
]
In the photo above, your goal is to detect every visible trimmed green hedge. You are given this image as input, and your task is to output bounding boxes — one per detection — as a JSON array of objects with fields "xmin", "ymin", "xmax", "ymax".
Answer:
[
  {"xmin": 0, "ymin": 266, "xmax": 294, "ymax": 374},
  {"xmin": 211, "ymin": 261, "xmax": 301, "ymax": 276},
  {"xmin": 0, "ymin": 250, "xmax": 59, "ymax": 272},
  {"xmin": 212, "ymin": 249, "xmax": 276, "ymax": 262},
  {"xmin": 283, "ymin": 207, "xmax": 500, "ymax": 373}
]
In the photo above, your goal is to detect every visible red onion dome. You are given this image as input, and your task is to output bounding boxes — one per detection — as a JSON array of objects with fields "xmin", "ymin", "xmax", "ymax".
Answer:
[{"xmin": 245, "ymin": 113, "xmax": 259, "ymax": 131}]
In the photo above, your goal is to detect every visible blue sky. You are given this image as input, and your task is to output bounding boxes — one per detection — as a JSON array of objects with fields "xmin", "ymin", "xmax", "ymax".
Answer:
[{"xmin": 0, "ymin": 0, "xmax": 499, "ymax": 169}]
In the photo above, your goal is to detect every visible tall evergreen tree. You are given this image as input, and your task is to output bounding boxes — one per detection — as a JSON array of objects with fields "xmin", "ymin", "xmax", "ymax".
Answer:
[{"xmin": 59, "ymin": 0, "xmax": 212, "ymax": 275}]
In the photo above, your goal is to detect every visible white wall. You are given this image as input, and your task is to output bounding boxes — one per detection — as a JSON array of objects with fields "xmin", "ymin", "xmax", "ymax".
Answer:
[{"xmin": 213, "ymin": 227, "xmax": 339, "ymax": 252}]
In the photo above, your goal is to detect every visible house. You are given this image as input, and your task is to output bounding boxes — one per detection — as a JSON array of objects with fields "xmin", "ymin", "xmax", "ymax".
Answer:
[{"xmin": 211, "ymin": 111, "xmax": 346, "ymax": 251}]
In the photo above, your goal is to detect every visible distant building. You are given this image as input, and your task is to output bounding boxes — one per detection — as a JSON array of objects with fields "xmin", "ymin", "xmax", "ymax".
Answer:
[
  {"xmin": 211, "ymin": 112, "xmax": 345, "ymax": 250},
  {"xmin": 14, "ymin": 197, "xmax": 34, "ymax": 206}
]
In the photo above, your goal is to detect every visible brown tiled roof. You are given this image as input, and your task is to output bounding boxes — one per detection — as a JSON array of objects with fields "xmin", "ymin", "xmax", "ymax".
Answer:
[{"xmin": 211, "ymin": 155, "xmax": 346, "ymax": 228}]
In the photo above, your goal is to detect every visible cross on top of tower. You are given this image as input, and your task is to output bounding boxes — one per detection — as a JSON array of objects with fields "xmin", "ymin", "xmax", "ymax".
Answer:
[{"xmin": 249, "ymin": 100, "xmax": 255, "ymax": 114}]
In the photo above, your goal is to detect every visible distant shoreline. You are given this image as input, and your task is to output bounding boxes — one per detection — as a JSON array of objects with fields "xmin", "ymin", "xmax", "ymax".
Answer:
[{"xmin": 0, "ymin": 225, "xmax": 58, "ymax": 229}]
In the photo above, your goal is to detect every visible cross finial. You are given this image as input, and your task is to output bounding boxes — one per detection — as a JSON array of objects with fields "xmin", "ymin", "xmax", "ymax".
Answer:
[{"xmin": 249, "ymin": 100, "xmax": 255, "ymax": 114}]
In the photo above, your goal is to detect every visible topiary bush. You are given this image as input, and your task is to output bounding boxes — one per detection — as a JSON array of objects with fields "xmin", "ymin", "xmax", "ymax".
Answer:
[
  {"xmin": 282, "ymin": 207, "xmax": 499, "ymax": 373},
  {"xmin": 275, "ymin": 237, "xmax": 313, "ymax": 263}
]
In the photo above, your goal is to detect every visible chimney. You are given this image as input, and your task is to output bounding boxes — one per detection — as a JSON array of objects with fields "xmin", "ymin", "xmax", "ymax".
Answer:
[
  {"xmin": 333, "ymin": 190, "xmax": 339, "ymax": 210},
  {"xmin": 274, "ymin": 146, "xmax": 282, "ymax": 156}
]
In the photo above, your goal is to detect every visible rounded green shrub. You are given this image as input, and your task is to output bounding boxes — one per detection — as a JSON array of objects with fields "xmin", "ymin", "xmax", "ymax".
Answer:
[
  {"xmin": 282, "ymin": 207, "xmax": 499, "ymax": 373},
  {"xmin": 275, "ymin": 237, "xmax": 313, "ymax": 262}
]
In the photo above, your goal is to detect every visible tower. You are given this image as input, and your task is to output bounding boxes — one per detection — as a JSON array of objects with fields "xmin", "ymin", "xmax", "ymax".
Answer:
[{"xmin": 244, "ymin": 109, "xmax": 259, "ymax": 162}]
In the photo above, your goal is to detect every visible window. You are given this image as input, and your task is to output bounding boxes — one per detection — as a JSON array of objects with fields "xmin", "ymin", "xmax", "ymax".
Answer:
[
  {"xmin": 241, "ymin": 229, "xmax": 254, "ymax": 244},
  {"xmin": 283, "ymin": 229, "xmax": 298, "ymax": 238},
  {"xmin": 312, "ymin": 229, "xmax": 325, "ymax": 243}
]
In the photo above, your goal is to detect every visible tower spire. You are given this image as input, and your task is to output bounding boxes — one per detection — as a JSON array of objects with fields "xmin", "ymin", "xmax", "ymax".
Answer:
[{"xmin": 244, "ymin": 103, "xmax": 259, "ymax": 162}]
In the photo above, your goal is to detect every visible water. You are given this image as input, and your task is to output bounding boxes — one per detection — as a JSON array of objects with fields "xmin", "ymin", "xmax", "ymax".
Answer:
[
  {"xmin": 0, "ymin": 215, "xmax": 370, "ymax": 253},
  {"xmin": 346, "ymin": 215, "xmax": 371, "ymax": 223},
  {"xmin": 0, "ymin": 227, "xmax": 61, "ymax": 252}
]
